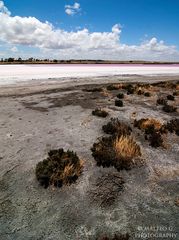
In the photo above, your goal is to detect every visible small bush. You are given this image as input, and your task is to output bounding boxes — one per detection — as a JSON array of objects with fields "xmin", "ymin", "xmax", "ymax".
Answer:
[
  {"xmin": 36, "ymin": 149, "xmax": 83, "ymax": 188},
  {"xmin": 173, "ymin": 91, "xmax": 179, "ymax": 96},
  {"xmin": 149, "ymin": 132, "xmax": 163, "ymax": 148},
  {"xmin": 107, "ymin": 84, "xmax": 119, "ymax": 91},
  {"xmin": 137, "ymin": 90, "xmax": 144, "ymax": 95},
  {"xmin": 165, "ymin": 118, "xmax": 179, "ymax": 136},
  {"xmin": 91, "ymin": 135, "xmax": 142, "ymax": 171},
  {"xmin": 134, "ymin": 118, "xmax": 162, "ymax": 131},
  {"xmin": 123, "ymin": 84, "xmax": 135, "ymax": 95},
  {"xmin": 162, "ymin": 104, "xmax": 177, "ymax": 113},
  {"xmin": 92, "ymin": 108, "xmax": 109, "ymax": 118},
  {"xmin": 144, "ymin": 92, "xmax": 151, "ymax": 97},
  {"xmin": 102, "ymin": 118, "xmax": 132, "ymax": 136},
  {"xmin": 115, "ymin": 99, "xmax": 123, "ymax": 107},
  {"xmin": 97, "ymin": 233, "xmax": 130, "ymax": 240},
  {"xmin": 117, "ymin": 93, "xmax": 124, "ymax": 99},
  {"xmin": 167, "ymin": 95, "xmax": 175, "ymax": 101},
  {"xmin": 157, "ymin": 97, "xmax": 167, "ymax": 105}
]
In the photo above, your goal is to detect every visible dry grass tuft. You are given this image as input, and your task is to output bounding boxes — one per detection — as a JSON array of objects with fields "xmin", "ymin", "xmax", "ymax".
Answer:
[
  {"xmin": 113, "ymin": 136, "xmax": 141, "ymax": 161},
  {"xmin": 134, "ymin": 118, "xmax": 162, "ymax": 131},
  {"xmin": 91, "ymin": 135, "xmax": 142, "ymax": 171},
  {"xmin": 36, "ymin": 149, "xmax": 83, "ymax": 188}
]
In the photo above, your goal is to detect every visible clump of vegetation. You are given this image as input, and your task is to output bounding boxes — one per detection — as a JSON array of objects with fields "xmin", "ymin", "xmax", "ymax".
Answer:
[
  {"xmin": 97, "ymin": 233, "xmax": 130, "ymax": 240},
  {"xmin": 107, "ymin": 84, "xmax": 119, "ymax": 91},
  {"xmin": 92, "ymin": 108, "xmax": 109, "ymax": 118},
  {"xmin": 89, "ymin": 172, "xmax": 125, "ymax": 207},
  {"xmin": 162, "ymin": 104, "xmax": 177, "ymax": 113},
  {"xmin": 91, "ymin": 135, "xmax": 142, "ymax": 171},
  {"xmin": 102, "ymin": 118, "xmax": 132, "ymax": 136},
  {"xmin": 117, "ymin": 93, "xmax": 124, "ymax": 99},
  {"xmin": 115, "ymin": 99, "xmax": 123, "ymax": 107},
  {"xmin": 148, "ymin": 132, "xmax": 163, "ymax": 148},
  {"xmin": 167, "ymin": 95, "xmax": 175, "ymax": 101},
  {"xmin": 144, "ymin": 92, "xmax": 151, "ymax": 97},
  {"xmin": 137, "ymin": 89, "xmax": 144, "ymax": 95},
  {"xmin": 165, "ymin": 118, "xmax": 179, "ymax": 136},
  {"xmin": 157, "ymin": 97, "xmax": 167, "ymax": 105},
  {"xmin": 36, "ymin": 149, "xmax": 83, "ymax": 188},
  {"xmin": 134, "ymin": 118, "xmax": 164, "ymax": 148},
  {"xmin": 124, "ymin": 84, "xmax": 135, "ymax": 95},
  {"xmin": 173, "ymin": 91, "xmax": 179, "ymax": 96},
  {"xmin": 134, "ymin": 118, "xmax": 162, "ymax": 131}
]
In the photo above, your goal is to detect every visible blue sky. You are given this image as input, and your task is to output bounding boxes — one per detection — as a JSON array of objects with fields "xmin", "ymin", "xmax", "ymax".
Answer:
[{"xmin": 0, "ymin": 0, "xmax": 179, "ymax": 60}]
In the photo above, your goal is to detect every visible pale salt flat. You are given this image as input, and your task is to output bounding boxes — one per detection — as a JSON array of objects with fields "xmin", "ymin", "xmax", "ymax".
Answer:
[{"xmin": 0, "ymin": 64, "xmax": 179, "ymax": 85}]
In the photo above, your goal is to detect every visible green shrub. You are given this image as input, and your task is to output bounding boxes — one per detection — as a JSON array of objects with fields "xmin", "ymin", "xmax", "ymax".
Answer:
[
  {"xmin": 167, "ymin": 95, "xmax": 175, "ymax": 101},
  {"xmin": 102, "ymin": 118, "xmax": 132, "ymax": 136},
  {"xmin": 157, "ymin": 97, "xmax": 167, "ymax": 105},
  {"xmin": 117, "ymin": 93, "xmax": 124, "ymax": 99},
  {"xmin": 36, "ymin": 149, "xmax": 83, "ymax": 188},
  {"xmin": 144, "ymin": 92, "xmax": 151, "ymax": 97},
  {"xmin": 162, "ymin": 104, "xmax": 177, "ymax": 113},
  {"xmin": 165, "ymin": 118, "xmax": 179, "ymax": 136},
  {"xmin": 115, "ymin": 99, "xmax": 123, "ymax": 107}
]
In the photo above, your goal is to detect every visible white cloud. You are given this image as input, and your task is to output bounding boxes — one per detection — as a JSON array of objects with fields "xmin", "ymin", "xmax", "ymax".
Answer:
[
  {"xmin": 10, "ymin": 46, "xmax": 18, "ymax": 52},
  {"xmin": 65, "ymin": 2, "xmax": 80, "ymax": 16},
  {"xmin": 0, "ymin": 1, "xmax": 178, "ymax": 61},
  {"xmin": 0, "ymin": 0, "xmax": 10, "ymax": 15}
]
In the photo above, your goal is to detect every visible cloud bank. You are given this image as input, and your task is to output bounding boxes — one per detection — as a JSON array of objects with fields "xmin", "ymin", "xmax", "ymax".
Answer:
[{"xmin": 0, "ymin": 1, "xmax": 178, "ymax": 60}]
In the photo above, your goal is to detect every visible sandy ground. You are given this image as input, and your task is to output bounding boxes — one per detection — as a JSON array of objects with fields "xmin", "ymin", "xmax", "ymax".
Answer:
[
  {"xmin": 0, "ymin": 75, "xmax": 179, "ymax": 240},
  {"xmin": 1, "ymin": 64, "xmax": 179, "ymax": 85}
]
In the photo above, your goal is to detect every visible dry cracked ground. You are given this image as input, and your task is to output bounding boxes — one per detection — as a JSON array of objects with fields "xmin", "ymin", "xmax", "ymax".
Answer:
[{"xmin": 0, "ymin": 76, "xmax": 179, "ymax": 240}]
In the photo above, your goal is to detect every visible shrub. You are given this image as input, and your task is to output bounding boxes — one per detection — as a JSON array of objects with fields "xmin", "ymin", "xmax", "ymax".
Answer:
[
  {"xmin": 123, "ymin": 84, "xmax": 135, "ymax": 95},
  {"xmin": 97, "ymin": 233, "xmax": 130, "ymax": 240},
  {"xmin": 148, "ymin": 132, "xmax": 163, "ymax": 148},
  {"xmin": 115, "ymin": 99, "xmax": 123, "ymax": 107},
  {"xmin": 167, "ymin": 95, "xmax": 175, "ymax": 101},
  {"xmin": 137, "ymin": 90, "xmax": 144, "ymax": 95},
  {"xmin": 107, "ymin": 84, "xmax": 119, "ymax": 91},
  {"xmin": 165, "ymin": 118, "xmax": 179, "ymax": 136},
  {"xmin": 36, "ymin": 149, "xmax": 83, "ymax": 188},
  {"xmin": 144, "ymin": 92, "xmax": 151, "ymax": 97},
  {"xmin": 157, "ymin": 97, "xmax": 167, "ymax": 105},
  {"xmin": 173, "ymin": 91, "xmax": 179, "ymax": 96},
  {"xmin": 91, "ymin": 135, "xmax": 142, "ymax": 171},
  {"xmin": 134, "ymin": 118, "xmax": 164, "ymax": 148},
  {"xmin": 134, "ymin": 118, "xmax": 162, "ymax": 131},
  {"xmin": 92, "ymin": 108, "xmax": 109, "ymax": 118},
  {"xmin": 117, "ymin": 93, "xmax": 124, "ymax": 99},
  {"xmin": 102, "ymin": 118, "xmax": 132, "ymax": 136},
  {"xmin": 162, "ymin": 104, "xmax": 177, "ymax": 113}
]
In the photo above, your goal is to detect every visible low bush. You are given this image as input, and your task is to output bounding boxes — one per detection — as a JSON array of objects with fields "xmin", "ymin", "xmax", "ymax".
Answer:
[
  {"xmin": 144, "ymin": 92, "xmax": 151, "ymax": 97},
  {"xmin": 92, "ymin": 108, "xmax": 109, "ymax": 118},
  {"xmin": 107, "ymin": 84, "xmax": 119, "ymax": 91},
  {"xmin": 167, "ymin": 95, "xmax": 175, "ymax": 101},
  {"xmin": 97, "ymin": 233, "xmax": 130, "ymax": 240},
  {"xmin": 157, "ymin": 97, "xmax": 167, "ymax": 105},
  {"xmin": 36, "ymin": 149, "xmax": 83, "ymax": 188},
  {"xmin": 165, "ymin": 118, "xmax": 179, "ymax": 136},
  {"xmin": 134, "ymin": 118, "xmax": 164, "ymax": 148},
  {"xmin": 91, "ymin": 135, "xmax": 142, "ymax": 171},
  {"xmin": 102, "ymin": 118, "xmax": 132, "ymax": 136},
  {"xmin": 117, "ymin": 93, "xmax": 124, "ymax": 99},
  {"xmin": 162, "ymin": 104, "xmax": 177, "ymax": 113},
  {"xmin": 173, "ymin": 91, "xmax": 179, "ymax": 96},
  {"xmin": 115, "ymin": 99, "xmax": 123, "ymax": 107}
]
